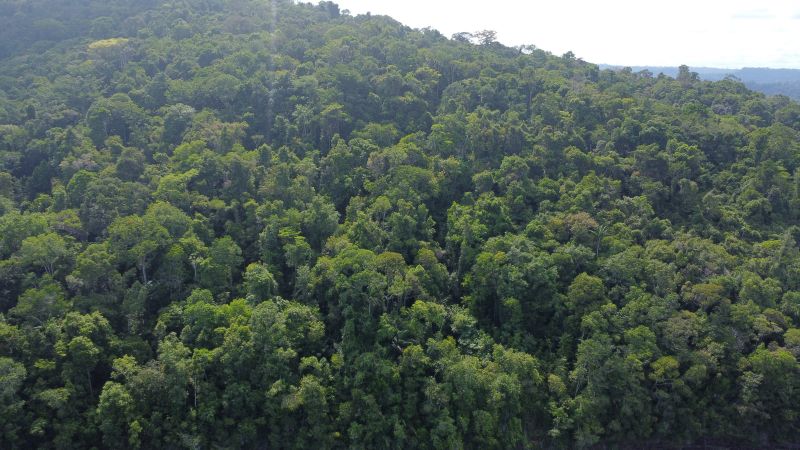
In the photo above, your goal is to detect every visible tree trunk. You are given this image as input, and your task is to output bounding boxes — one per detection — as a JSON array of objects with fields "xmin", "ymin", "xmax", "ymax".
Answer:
[
  {"xmin": 140, "ymin": 257, "xmax": 148, "ymax": 284},
  {"xmin": 87, "ymin": 369, "xmax": 94, "ymax": 397}
]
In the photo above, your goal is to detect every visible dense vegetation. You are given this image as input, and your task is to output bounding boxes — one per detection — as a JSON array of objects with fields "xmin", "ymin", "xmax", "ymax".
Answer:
[{"xmin": 2, "ymin": 0, "xmax": 800, "ymax": 448}]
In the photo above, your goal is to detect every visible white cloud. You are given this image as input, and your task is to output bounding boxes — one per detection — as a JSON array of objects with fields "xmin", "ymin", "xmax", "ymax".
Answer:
[
  {"xmin": 732, "ymin": 9, "xmax": 775, "ymax": 19},
  {"xmin": 334, "ymin": 0, "xmax": 800, "ymax": 69}
]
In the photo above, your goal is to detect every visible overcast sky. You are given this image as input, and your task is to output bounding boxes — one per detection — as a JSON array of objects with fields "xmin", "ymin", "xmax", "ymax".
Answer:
[{"xmin": 332, "ymin": 0, "xmax": 800, "ymax": 69}]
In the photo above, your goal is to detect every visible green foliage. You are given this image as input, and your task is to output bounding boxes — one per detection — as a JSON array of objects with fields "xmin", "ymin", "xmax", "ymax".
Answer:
[{"xmin": 0, "ymin": 0, "xmax": 799, "ymax": 448}]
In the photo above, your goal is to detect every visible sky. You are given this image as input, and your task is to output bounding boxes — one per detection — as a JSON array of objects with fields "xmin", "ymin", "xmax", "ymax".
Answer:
[{"xmin": 332, "ymin": 0, "xmax": 800, "ymax": 69}]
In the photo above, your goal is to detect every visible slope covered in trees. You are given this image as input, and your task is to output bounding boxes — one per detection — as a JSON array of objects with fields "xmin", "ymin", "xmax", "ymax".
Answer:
[{"xmin": 1, "ymin": 0, "xmax": 800, "ymax": 448}]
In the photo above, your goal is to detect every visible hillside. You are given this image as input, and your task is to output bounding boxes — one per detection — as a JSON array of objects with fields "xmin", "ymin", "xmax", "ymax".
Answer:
[{"xmin": 1, "ymin": 0, "xmax": 800, "ymax": 448}]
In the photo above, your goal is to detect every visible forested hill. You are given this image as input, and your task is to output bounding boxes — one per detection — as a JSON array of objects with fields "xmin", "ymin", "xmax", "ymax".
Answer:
[{"xmin": 1, "ymin": 0, "xmax": 800, "ymax": 448}]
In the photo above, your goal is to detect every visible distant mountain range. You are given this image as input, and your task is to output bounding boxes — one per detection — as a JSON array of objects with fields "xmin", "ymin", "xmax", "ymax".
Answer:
[{"xmin": 600, "ymin": 65, "xmax": 800, "ymax": 100}]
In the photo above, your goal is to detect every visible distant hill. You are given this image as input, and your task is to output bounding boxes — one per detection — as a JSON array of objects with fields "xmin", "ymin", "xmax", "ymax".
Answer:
[{"xmin": 600, "ymin": 65, "xmax": 800, "ymax": 100}]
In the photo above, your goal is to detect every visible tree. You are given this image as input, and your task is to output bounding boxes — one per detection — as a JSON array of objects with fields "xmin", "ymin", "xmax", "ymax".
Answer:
[
  {"xmin": 162, "ymin": 103, "xmax": 196, "ymax": 145},
  {"xmin": 474, "ymin": 30, "xmax": 498, "ymax": 45},
  {"xmin": 10, "ymin": 278, "xmax": 68, "ymax": 325},
  {"xmin": 243, "ymin": 262, "xmax": 278, "ymax": 303},
  {"xmin": 566, "ymin": 273, "xmax": 607, "ymax": 316},
  {"xmin": 96, "ymin": 382, "xmax": 138, "ymax": 448},
  {"xmin": 18, "ymin": 232, "xmax": 71, "ymax": 275},
  {"xmin": 70, "ymin": 243, "xmax": 118, "ymax": 293},
  {"xmin": 736, "ymin": 346, "xmax": 799, "ymax": 439},
  {"xmin": 115, "ymin": 146, "xmax": 145, "ymax": 181},
  {"xmin": 0, "ymin": 357, "xmax": 26, "ymax": 445},
  {"xmin": 199, "ymin": 236, "xmax": 243, "ymax": 292},
  {"xmin": 301, "ymin": 195, "xmax": 340, "ymax": 251},
  {"xmin": 86, "ymin": 93, "xmax": 146, "ymax": 147},
  {"xmin": 107, "ymin": 215, "xmax": 169, "ymax": 284}
]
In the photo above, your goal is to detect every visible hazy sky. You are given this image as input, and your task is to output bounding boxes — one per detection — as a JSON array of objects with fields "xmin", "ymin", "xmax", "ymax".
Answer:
[{"xmin": 333, "ymin": 0, "xmax": 800, "ymax": 69}]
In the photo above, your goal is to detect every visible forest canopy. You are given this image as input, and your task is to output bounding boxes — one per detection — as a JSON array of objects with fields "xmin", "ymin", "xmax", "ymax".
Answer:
[{"xmin": 1, "ymin": 0, "xmax": 800, "ymax": 448}]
